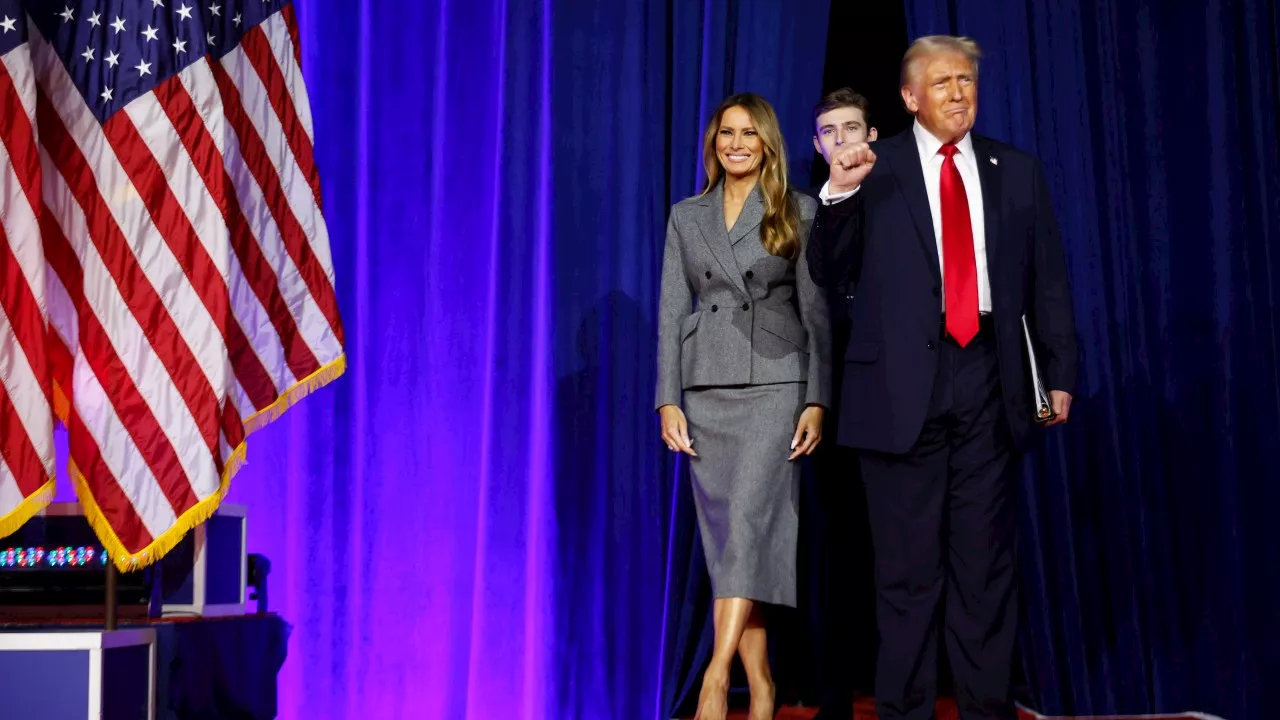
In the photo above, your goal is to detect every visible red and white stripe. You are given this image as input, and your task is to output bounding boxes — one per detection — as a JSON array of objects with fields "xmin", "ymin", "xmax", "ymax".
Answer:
[
  {"xmin": 21, "ymin": 8, "xmax": 344, "ymax": 566},
  {"xmin": 0, "ymin": 37, "xmax": 55, "ymax": 533}
]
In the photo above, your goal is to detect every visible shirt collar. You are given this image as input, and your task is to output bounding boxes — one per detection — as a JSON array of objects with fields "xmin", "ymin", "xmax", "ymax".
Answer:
[{"xmin": 912, "ymin": 118, "xmax": 975, "ymax": 163}]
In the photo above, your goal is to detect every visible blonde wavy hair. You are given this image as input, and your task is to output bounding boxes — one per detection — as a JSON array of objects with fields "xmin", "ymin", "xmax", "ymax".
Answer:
[{"xmin": 698, "ymin": 94, "xmax": 800, "ymax": 260}]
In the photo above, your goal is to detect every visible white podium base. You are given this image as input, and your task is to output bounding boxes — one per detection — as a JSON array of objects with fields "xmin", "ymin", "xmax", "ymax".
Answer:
[{"xmin": 0, "ymin": 628, "xmax": 156, "ymax": 719}]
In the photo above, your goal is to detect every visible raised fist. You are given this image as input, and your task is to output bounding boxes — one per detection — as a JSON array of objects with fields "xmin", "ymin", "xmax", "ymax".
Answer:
[{"xmin": 829, "ymin": 142, "xmax": 876, "ymax": 194}]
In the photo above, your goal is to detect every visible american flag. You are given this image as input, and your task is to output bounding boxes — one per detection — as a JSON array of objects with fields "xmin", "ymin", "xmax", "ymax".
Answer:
[{"xmin": 0, "ymin": 0, "xmax": 344, "ymax": 568}]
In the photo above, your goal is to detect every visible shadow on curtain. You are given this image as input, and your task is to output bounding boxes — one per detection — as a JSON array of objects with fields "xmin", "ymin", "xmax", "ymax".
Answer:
[{"xmin": 902, "ymin": 1, "xmax": 1280, "ymax": 717}]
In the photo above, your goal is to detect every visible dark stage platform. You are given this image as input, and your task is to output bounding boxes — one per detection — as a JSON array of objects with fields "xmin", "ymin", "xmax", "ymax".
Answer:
[{"xmin": 0, "ymin": 614, "xmax": 289, "ymax": 719}]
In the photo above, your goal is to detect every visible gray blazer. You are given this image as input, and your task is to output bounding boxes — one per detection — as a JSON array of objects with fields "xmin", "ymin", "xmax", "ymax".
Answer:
[{"xmin": 656, "ymin": 182, "xmax": 832, "ymax": 410}]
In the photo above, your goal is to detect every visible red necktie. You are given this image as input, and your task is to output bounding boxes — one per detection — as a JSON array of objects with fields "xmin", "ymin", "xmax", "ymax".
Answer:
[{"xmin": 939, "ymin": 143, "xmax": 978, "ymax": 346}]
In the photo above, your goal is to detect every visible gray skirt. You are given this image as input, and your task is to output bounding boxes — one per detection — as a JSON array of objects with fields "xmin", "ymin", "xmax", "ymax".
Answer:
[{"xmin": 684, "ymin": 382, "xmax": 806, "ymax": 607}]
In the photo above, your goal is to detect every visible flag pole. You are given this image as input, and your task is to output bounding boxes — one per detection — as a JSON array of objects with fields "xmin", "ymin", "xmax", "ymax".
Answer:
[{"xmin": 105, "ymin": 561, "xmax": 118, "ymax": 631}]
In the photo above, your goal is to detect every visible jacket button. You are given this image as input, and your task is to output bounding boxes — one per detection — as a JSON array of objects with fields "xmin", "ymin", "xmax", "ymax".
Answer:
[
  {"xmin": 711, "ymin": 305, "xmax": 719, "ymax": 312},
  {"xmin": 745, "ymin": 270, "xmax": 754, "ymax": 279},
  {"xmin": 742, "ymin": 303, "xmax": 750, "ymax": 311},
  {"xmin": 705, "ymin": 271, "xmax": 712, "ymax": 279},
  {"xmin": 927, "ymin": 341, "xmax": 936, "ymax": 350}
]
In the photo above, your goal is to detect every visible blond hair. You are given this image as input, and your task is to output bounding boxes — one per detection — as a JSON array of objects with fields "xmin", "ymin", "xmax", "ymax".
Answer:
[
  {"xmin": 699, "ymin": 93, "xmax": 800, "ymax": 260},
  {"xmin": 900, "ymin": 35, "xmax": 983, "ymax": 88}
]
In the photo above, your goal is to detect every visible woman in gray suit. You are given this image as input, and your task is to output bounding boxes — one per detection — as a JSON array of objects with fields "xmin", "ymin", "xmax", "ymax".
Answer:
[{"xmin": 656, "ymin": 93, "xmax": 832, "ymax": 720}]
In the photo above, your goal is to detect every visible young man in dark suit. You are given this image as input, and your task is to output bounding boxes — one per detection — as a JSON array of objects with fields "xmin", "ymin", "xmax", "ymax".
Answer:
[
  {"xmin": 809, "ymin": 87, "xmax": 878, "ymax": 339},
  {"xmin": 798, "ymin": 89, "xmax": 881, "ymax": 719},
  {"xmin": 807, "ymin": 36, "xmax": 1079, "ymax": 720},
  {"xmin": 807, "ymin": 88, "xmax": 879, "ymax": 388}
]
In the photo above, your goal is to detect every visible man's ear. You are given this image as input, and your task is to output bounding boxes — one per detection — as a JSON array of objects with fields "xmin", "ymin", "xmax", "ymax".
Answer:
[
  {"xmin": 900, "ymin": 85, "xmax": 919, "ymax": 114},
  {"xmin": 868, "ymin": 127, "xmax": 879, "ymax": 141}
]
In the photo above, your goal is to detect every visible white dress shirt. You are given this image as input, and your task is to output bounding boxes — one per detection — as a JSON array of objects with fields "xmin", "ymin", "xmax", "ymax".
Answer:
[{"xmin": 819, "ymin": 120, "xmax": 991, "ymax": 312}]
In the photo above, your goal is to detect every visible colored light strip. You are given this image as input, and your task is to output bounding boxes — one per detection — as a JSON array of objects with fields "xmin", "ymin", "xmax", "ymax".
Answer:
[{"xmin": 0, "ymin": 546, "xmax": 107, "ymax": 568}]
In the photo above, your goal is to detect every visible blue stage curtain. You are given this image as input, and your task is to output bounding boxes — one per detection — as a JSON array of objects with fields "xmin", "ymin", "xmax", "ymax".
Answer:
[
  {"xmin": 901, "ymin": 1, "xmax": 1280, "ymax": 717},
  {"xmin": 225, "ymin": 1, "xmax": 828, "ymax": 718}
]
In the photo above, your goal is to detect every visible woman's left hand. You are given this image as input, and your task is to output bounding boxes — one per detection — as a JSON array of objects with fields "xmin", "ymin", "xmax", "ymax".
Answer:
[{"xmin": 789, "ymin": 405, "xmax": 824, "ymax": 461}]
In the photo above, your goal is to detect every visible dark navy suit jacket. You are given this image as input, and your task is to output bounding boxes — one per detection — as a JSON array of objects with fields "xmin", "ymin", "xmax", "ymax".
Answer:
[{"xmin": 807, "ymin": 129, "xmax": 1079, "ymax": 454}]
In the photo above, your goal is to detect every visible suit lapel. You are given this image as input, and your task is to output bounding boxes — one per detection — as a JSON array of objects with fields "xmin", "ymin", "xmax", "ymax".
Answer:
[
  {"xmin": 972, "ymin": 135, "xmax": 1001, "ymax": 269},
  {"xmin": 695, "ymin": 182, "xmax": 749, "ymax": 298},
  {"xmin": 886, "ymin": 133, "xmax": 942, "ymax": 285},
  {"xmin": 728, "ymin": 186, "xmax": 764, "ymax": 245}
]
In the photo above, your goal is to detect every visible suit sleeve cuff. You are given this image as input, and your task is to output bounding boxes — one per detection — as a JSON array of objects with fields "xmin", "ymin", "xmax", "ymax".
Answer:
[
  {"xmin": 805, "ymin": 384, "xmax": 830, "ymax": 410},
  {"xmin": 818, "ymin": 180, "xmax": 859, "ymax": 205},
  {"xmin": 654, "ymin": 388, "xmax": 681, "ymax": 412}
]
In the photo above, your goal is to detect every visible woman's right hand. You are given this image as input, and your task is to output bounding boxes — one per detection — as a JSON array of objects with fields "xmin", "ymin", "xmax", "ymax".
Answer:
[{"xmin": 659, "ymin": 405, "xmax": 698, "ymax": 456}]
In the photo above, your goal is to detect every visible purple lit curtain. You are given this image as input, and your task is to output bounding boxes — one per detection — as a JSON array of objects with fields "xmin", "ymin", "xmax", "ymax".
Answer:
[{"xmin": 223, "ymin": 0, "xmax": 830, "ymax": 718}]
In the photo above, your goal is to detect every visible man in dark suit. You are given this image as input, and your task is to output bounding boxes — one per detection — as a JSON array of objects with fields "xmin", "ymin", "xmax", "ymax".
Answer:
[
  {"xmin": 808, "ymin": 87, "xmax": 879, "ymax": 392},
  {"xmin": 809, "ymin": 87, "xmax": 878, "ymax": 339},
  {"xmin": 806, "ymin": 36, "xmax": 1079, "ymax": 720},
  {"xmin": 800, "ymin": 89, "xmax": 881, "ymax": 718}
]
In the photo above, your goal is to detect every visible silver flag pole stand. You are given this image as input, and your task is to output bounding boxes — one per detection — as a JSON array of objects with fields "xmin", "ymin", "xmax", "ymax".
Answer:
[{"xmin": 104, "ymin": 561, "xmax": 118, "ymax": 631}]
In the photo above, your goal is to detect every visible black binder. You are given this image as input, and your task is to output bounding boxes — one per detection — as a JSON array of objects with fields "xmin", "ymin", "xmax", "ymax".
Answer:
[{"xmin": 1021, "ymin": 314, "xmax": 1054, "ymax": 423}]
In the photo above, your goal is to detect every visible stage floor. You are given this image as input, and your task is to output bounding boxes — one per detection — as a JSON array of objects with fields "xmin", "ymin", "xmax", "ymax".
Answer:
[{"xmin": 693, "ymin": 699, "xmax": 1210, "ymax": 720}]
